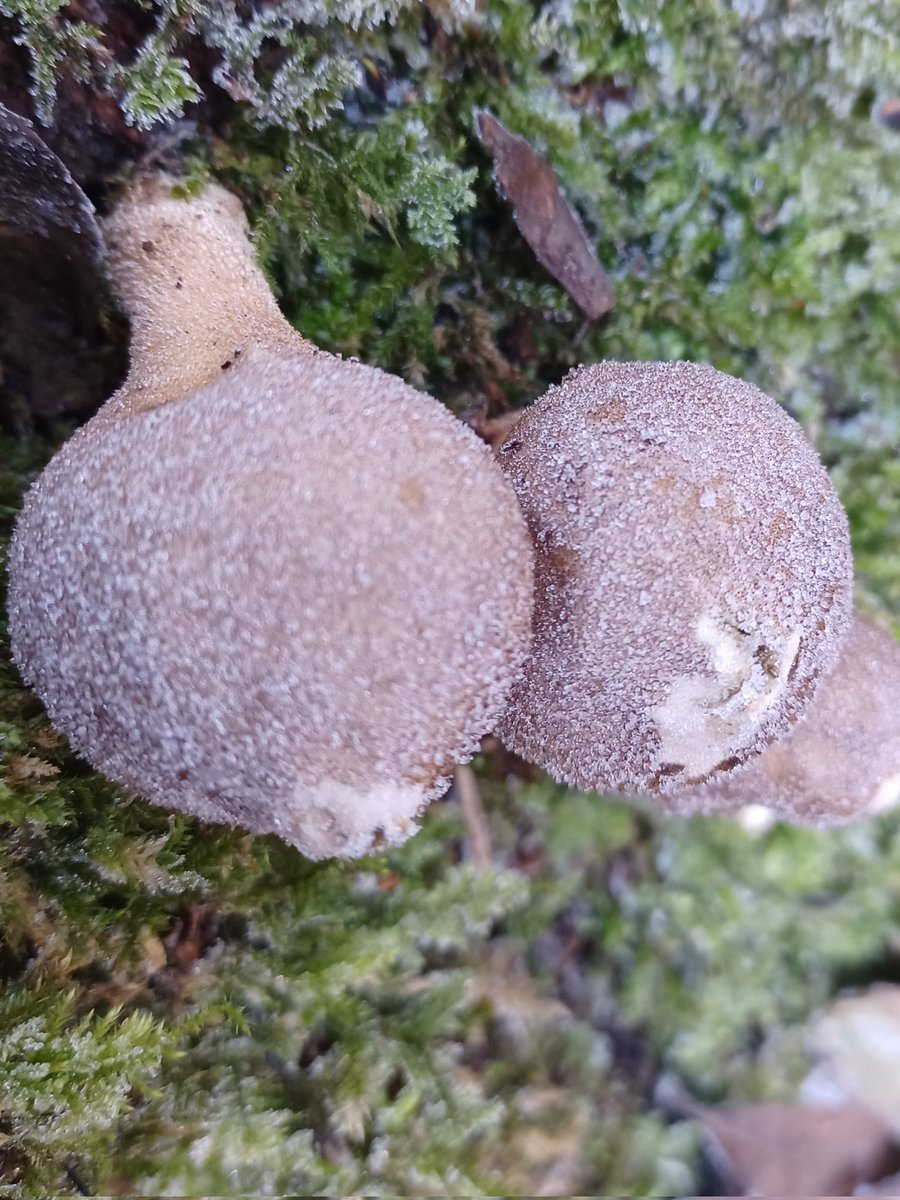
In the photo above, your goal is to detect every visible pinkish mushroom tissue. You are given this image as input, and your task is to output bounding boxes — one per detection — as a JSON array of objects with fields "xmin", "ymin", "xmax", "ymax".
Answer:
[
  {"xmin": 7, "ymin": 179, "xmax": 535, "ymax": 859},
  {"xmin": 496, "ymin": 360, "xmax": 853, "ymax": 795}
]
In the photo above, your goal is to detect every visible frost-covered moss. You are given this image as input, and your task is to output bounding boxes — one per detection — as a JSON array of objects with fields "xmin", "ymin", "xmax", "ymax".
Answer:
[
  {"xmin": 0, "ymin": 0, "xmax": 101, "ymax": 125},
  {"xmin": 2, "ymin": 0, "xmax": 475, "ymax": 131},
  {"xmin": 0, "ymin": 990, "xmax": 189, "ymax": 1193}
]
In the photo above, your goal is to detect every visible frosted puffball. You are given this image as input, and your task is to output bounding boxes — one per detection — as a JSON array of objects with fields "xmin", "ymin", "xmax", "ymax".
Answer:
[
  {"xmin": 496, "ymin": 360, "xmax": 853, "ymax": 795},
  {"xmin": 8, "ymin": 178, "xmax": 535, "ymax": 859}
]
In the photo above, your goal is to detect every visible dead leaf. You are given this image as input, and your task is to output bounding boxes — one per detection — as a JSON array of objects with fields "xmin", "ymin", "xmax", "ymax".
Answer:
[
  {"xmin": 658, "ymin": 1077, "xmax": 898, "ymax": 1196},
  {"xmin": 6, "ymin": 752, "xmax": 60, "ymax": 785},
  {"xmin": 475, "ymin": 110, "xmax": 615, "ymax": 321},
  {"xmin": 694, "ymin": 1101, "xmax": 896, "ymax": 1196}
]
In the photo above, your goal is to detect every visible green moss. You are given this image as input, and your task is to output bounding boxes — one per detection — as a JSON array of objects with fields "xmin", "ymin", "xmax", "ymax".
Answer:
[
  {"xmin": 119, "ymin": 37, "xmax": 202, "ymax": 131},
  {"xmin": 495, "ymin": 779, "xmax": 900, "ymax": 1102},
  {"xmin": 0, "ymin": 991, "xmax": 182, "ymax": 1193}
]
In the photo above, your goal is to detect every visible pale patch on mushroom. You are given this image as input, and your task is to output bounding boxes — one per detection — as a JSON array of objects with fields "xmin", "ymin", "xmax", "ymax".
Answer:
[
  {"xmin": 7, "ymin": 178, "xmax": 535, "ymax": 859},
  {"xmin": 662, "ymin": 613, "xmax": 900, "ymax": 825},
  {"xmin": 652, "ymin": 614, "xmax": 801, "ymax": 778},
  {"xmin": 870, "ymin": 773, "xmax": 900, "ymax": 816},
  {"xmin": 280, "ymin": 778, "xmax": 426, "ymax": 860},
  {"xmin": 496, "ymin": 360, "xmax": 853, "ymax": 794}
]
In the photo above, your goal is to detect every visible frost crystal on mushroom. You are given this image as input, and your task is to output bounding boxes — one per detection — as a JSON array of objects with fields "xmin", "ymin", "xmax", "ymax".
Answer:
[
  {"xmin": 496, "ymin": 360, "xmax": 853, "ymax": 794},
  {"xmin": 661, "ymin": 613, "xmax": 900, "ymax": 824},
  {"xmin": 8, "ymin": 180, "xmax": 534, "ymax": 859}
]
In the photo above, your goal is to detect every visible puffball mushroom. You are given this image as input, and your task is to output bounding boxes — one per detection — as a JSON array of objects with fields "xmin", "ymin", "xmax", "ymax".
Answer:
[
  {"xmin": 658, "ymin": 612, "xmax": 900, "ymax": 825},
  {"xmin": 496, "ymin": 360, "xmax": 853, "ymax": 794},
  {"xmin": 7, "ymin": 178, "xmax": 535, "ymax": 859}
]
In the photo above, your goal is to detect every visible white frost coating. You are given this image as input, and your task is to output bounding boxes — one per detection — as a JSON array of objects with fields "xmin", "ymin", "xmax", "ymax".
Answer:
[
  {"xmin": 665, "ymin": 614, "xmax": 900, "ymax": 825},
  {"xmin": 736, "ymin": 803, "xmax": 777, "ymax": 834},
  {"xmin": 497, "ymin": 359, "xmax": 853, "ymax": 794}
]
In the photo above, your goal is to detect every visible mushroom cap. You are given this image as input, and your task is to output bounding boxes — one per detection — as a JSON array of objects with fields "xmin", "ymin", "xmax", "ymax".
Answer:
[
  {"xmin": 8, "ymin": 346, "xmax": 534, "ymax": 858},
  {"xmin": 496, "ymin": 360, "xmax": 853, "ymax": 793},
  {"xmin": 660, "ymin": 613, "xmax": 900, "ymax": 824}
]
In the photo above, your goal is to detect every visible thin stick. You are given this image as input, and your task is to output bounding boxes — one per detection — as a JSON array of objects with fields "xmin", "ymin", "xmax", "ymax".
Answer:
[{"xmin": 455, "ymin": 762, "xmax": 493, "ymax": 872}]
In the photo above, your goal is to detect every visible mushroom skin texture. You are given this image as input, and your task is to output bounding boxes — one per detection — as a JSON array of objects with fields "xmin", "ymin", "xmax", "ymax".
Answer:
[
  {"xmin": 656, "ymin": 613, "xmax": 900, "ymax": 825},
  {"xmin": 496, "ymin": 360, "xmax": 853, "ymax": 795},
  {"xmin": 7, "ymin": 179, "xmax": 534, "ymax": 859}
]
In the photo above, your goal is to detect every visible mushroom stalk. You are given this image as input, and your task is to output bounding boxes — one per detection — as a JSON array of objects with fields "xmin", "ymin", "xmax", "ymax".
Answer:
[{"xmin": 99, "ymin": 177, "xmax": 312, "ymax": 422}]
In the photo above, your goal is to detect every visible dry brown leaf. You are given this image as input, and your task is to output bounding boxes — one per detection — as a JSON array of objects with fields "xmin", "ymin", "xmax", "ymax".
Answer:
[
  {"xmin": 693, "ymin": 1100, "xmax": 897, "ymax": 1196},
  {"xmin": 475, "ymin": 110, "xmax": 615, "ymax": 321},
  {"xmin": 6, "ymin": 752, "xmax": 60, "ymax": 785}
]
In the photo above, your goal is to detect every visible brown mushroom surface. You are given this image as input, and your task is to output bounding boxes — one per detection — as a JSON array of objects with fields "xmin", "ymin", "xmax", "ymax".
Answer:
[
  {"xmin": 497, "ymin": 360, "xmax": 853, "ymax": 794},
  {"xmin": 8, "ymin": 180, "xmax": 535, "ymax": 858},
  {"xmin": 659, "ymin": 612, "xmax": 900, "ymax": 824}
]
